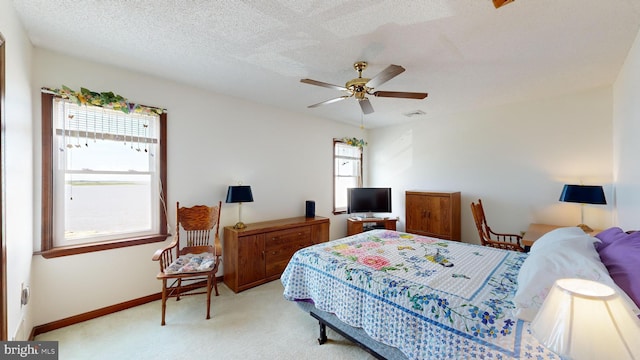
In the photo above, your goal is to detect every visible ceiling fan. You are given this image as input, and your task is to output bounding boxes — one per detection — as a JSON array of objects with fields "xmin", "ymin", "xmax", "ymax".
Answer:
[{"xmin": 300, "ymin": 61, "xmax": 428, "ymax": 115}]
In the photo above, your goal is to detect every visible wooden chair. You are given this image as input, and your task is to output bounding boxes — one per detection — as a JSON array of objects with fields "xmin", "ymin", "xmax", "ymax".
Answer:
[
  {"xmin": 470, "ymin": 199, "xmax": 525, "ymax": 252},
  {"xmin": 152, "ymin": 201, "xmax": 222, "ymax": 325}
]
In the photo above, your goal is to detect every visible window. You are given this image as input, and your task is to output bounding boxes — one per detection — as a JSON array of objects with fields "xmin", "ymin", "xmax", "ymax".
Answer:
[
  {"xmin": 40, "ymin": 93, "xmax": 168, "ymax": 257},
  {"xmin": 333, "ymin": 139, "xmax": 362, "ymax": 214}
]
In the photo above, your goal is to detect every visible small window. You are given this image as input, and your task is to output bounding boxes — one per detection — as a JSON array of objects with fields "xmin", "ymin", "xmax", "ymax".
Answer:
[
  {"xmin": 40, "ymin": 93, "xmax": 168, "ymax": 257},
  {"xmin": 333, "ymin": 139, "xmax": 362, "ymax": 214}
]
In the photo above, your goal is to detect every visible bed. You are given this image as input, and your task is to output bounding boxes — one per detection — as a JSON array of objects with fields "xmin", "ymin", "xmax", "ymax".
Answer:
[{"xmin": 281, "ymin": 228, "xmax": 640, "ymax": 360}]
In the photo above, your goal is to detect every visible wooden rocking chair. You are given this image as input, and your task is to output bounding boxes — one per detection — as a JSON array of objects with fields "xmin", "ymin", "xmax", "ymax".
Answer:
[
  {"xmin": 152, "ymin": 201, "xmax": 222, "ymax": 325},
  {"xmin": 470, "ymin": 199, "xmax": 525, "ymax": 252}
]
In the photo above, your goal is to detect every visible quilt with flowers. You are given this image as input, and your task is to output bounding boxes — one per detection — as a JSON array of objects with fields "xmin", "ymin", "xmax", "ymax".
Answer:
[{"xmin": 281, "ymin": 229, "xmax": 559, "ymax": 360}]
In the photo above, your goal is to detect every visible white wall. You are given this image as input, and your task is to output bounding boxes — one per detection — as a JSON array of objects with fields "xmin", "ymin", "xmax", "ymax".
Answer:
[
  {"xmin": 0, "ymin": 1, "xmax": 35, "ymax": 340},
  {"xmin": 30, "ymin": 48, "xmax": 362, "ymax": 325},
  {"xmin": 368, "ymin": 87, "xmax": 614, "ymax": 244},
  {"xmin": 613, "ymin": 28, "xmax": 640, "ymax": 229}
]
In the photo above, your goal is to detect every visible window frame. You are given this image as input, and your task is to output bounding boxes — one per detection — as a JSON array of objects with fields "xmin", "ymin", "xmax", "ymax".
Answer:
[
  {"xmin": 1, "ymin": 32, "xmax": 7, "ymax": 341},
  {"xmin": 332, "ymin": 139, "xmax": 363, "ymax": 215},
  {"xmin": 39, "ymin": 93, "xmax": 168, "ymax": 258}
]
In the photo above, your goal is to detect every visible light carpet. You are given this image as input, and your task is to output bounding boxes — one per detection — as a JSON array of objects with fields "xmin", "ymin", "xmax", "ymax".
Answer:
[{"xmin": 35, "ymin": 280, "xmax": 377, "ymax": 360}]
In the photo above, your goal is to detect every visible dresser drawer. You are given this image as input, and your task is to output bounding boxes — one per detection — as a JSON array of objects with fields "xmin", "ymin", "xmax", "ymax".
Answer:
[
  {"xmin": 265, "ymin": 240, "xmax": 312, "ymax": 277},
  {"xmin": 265, "ymin": 226, "xmax": 311, "ymax": 250},
  {"xmin": 265, "ymin": 226, "xmax": 312, "ymax": 277}
]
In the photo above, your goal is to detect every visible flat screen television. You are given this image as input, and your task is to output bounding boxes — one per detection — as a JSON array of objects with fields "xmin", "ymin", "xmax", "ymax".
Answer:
[{"xmin": 347, "ymin": 187, "xmax": 392, "ymax": 216}]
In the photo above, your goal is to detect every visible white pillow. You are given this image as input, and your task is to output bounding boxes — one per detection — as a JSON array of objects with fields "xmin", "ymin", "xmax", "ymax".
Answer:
[
  {"xmin": 513, "ymin": 232, "xmax": 639, "ymax": 321},
  {"xmin": 529, "ymin": 226, "xmax": 600, "ymax": 254}
]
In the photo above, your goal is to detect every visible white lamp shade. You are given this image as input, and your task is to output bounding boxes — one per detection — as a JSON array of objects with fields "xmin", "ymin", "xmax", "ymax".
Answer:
[{"xmin": 531, "ymin": 278, "xmax": 640, "ymax": 360}]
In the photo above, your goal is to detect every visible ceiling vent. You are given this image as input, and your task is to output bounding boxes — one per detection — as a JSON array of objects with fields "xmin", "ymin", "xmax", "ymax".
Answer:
[{"xmin": 403, "ymin": 110, "xmax": 426, "ymax": 118}]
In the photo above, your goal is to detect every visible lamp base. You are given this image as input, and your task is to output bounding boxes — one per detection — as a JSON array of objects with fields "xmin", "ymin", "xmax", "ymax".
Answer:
[
  {"xmin": 233, "ymin": 222, "xmax": 247, "ymax": 230},
  {"xmin": 576, "ymin": 223, "xmax": 593, "ymax": 233}
]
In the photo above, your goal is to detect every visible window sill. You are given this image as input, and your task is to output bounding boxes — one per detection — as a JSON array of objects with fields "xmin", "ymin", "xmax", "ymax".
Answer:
[{"xmin": 36, "ymin": 234, "xmax": 170, "ymax": 258}]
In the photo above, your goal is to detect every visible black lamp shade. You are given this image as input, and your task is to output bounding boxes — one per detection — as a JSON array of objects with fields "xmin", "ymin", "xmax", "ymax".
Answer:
[
  {"xmin": 559, "ymin": 185, "xmax": 606, "ymax": 205},
  {"xmin": 226, "ymin": 185, "xmax": 254, "ymax": 203}
]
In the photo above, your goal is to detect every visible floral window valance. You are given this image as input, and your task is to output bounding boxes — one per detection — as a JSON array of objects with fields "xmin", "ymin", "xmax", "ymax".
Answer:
[
  {"xmin": 341, "ymin": 137, "xmax": 367, "ymax": 149},
  {"xmin": 42, "ymin": 85, "xmax": 165, "ymax": 116}
]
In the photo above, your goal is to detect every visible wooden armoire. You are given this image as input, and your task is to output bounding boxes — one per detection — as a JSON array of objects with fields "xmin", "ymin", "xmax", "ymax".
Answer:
[{"xmin": 405, "ymin": 191, "xmax": 461, "ymax": 241}]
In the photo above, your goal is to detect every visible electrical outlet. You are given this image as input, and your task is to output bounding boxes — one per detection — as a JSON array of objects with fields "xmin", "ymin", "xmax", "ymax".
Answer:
[{"xmin": 20, "ymin": 283, "xmax": 30, "ymax": 307}]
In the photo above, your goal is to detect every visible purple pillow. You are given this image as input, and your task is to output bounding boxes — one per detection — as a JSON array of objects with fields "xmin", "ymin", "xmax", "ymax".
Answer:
[
  {"xmin": 595, "ymin": 227, "xmax": 627, "ymax": 251},
  {"xmin": 597, "ymin": 230, "xmax": 640, "ymax": 309}
]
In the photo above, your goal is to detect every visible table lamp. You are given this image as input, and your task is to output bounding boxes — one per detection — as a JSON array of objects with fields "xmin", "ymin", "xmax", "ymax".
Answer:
[
  {"xmin": 225, "ymin": 185, "xmax": 253, "ymax": 229},
  {"xmin": 531, "ymin": 278, "xmax": 640, "ymax": 359},
  {"xmin": 558, "ymin": 184, "xmax": 606, "ymax": 232}
]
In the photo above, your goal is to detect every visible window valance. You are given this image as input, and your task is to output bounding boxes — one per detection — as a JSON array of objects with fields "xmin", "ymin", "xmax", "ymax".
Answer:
[{"xmin": 42, "ymin": 86, "xmax": 165, "ymax": 116}]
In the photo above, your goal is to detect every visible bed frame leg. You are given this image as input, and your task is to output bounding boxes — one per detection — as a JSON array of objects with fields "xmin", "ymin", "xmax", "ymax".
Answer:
[{"xmin": 317, "ymin": 321, "xmax": 327, "ymax": 345}]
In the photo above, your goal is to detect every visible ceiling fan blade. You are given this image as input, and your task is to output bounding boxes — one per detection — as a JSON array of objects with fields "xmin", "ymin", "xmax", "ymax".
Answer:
[
  {"xmin": 359, "ymin": 98, "xmax": 374, "ymax": 114},
  {"xmin": 308, "ymin": 95, "xmax": 350, "ymax": 108},
  {"xmin": 373, "ymin": 91, "xmax": 428, "ymax": 99},
  {"xmin": 366, "ymin": 65, "xmax": 405, "ymax": 88},
  {"xmin": 300, "ymin": 78, "xmax": 347, "ymax": 91},
  {"xmin": 493, "ymin": 0, "xmax": 515, "ymax": 9}
]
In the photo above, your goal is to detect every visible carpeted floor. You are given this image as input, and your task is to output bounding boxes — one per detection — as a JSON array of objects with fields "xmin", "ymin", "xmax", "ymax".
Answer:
[{"xmin": 35, "ymin": 280, "xmax": 377, "ymax": 359}]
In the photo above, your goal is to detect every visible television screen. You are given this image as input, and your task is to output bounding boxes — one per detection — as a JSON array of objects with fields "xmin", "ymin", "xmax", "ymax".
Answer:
[{"xmin": 347, "ymin": 187, "xmax": 392, "ymax": 215}]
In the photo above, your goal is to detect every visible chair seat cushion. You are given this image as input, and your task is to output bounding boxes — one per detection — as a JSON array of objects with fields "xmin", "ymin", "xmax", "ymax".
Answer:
[{"xmin": 165, "ymin": 253, "xmax": 216, "ymax": 274}]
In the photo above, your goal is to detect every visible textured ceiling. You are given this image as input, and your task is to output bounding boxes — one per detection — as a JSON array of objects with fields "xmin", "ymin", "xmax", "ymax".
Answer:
[{"xmin": 12, "ymin": 0, "xmax": 640, "ymax": 128}]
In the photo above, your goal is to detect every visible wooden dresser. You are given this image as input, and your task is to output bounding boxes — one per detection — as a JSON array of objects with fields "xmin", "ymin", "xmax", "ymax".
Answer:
[
  {"xmin": 223, "ymin": 216, "xmax": 330, "ymax": 293},
  {"xmin": 405, "ymin": 191, "xmax": 461, "ymax": 241}
]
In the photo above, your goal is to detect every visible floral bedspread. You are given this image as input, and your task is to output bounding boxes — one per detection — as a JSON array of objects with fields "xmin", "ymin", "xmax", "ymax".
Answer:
[{"xmin": 281, "ymin": 230, "xmax": 559, "ymax": 360}]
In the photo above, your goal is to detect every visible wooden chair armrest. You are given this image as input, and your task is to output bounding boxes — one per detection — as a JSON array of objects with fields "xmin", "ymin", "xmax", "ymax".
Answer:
[
  {"xmin": 487, "ymin": 227, "xmax": 522, "ymax": 240},
  {"xmin": 486, "ymin": 227, "xmax": 523, "ymax": 252},
  {"xmin": 152, "ymin": 238, "xmax": 178, "ymax": 261},
  {"xmin": 487, "ymin": 228, "xmax": 522, "ymax": 243}
]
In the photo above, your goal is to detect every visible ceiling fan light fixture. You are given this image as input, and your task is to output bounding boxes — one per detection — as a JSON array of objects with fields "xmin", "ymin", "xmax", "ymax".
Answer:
[{"xmin": 345, "ymin": 78, "xmax": 369, "ymax": 90}]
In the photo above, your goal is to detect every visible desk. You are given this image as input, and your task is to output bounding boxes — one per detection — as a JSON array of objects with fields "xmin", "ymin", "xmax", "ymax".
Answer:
[
  {"xmin": 347, "ymin": 217, "xmax": 398, "ymax": 236},
  {"xmin": 521, "ymin": 223, "xmax": 601, "ymax": 247}
]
